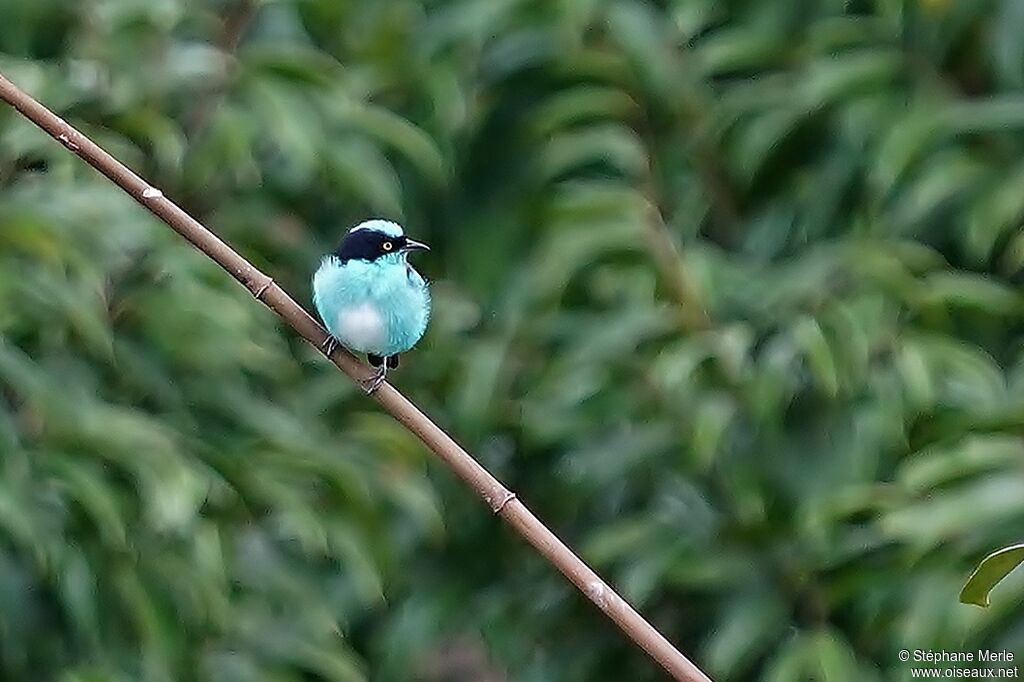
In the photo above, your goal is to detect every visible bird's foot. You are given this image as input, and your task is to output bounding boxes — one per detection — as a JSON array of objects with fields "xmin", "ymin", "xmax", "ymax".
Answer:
[
  {"xmin": 360, "ymin": 364, "xmax": 387, "ymax": 395},
  {"xmin": 320, "ymin": 336, "xmax": 339, "ymax": 357}
]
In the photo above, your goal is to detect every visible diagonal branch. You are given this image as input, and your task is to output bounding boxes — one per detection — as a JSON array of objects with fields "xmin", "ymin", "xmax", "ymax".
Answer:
[{"xmin": 0, "ymin": 72, "xmax": 712, "ymax": 682}]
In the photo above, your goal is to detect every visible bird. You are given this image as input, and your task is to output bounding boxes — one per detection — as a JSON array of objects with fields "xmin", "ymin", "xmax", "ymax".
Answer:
[{"xmin": 312, "ymin": 219, "xmax": 431, "ymax": 394}]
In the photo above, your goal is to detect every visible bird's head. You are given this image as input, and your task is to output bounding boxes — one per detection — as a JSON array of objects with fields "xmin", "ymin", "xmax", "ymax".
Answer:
[{"xmin": 333, "ymin": 220, "xmax": 430, "ymax": 265}]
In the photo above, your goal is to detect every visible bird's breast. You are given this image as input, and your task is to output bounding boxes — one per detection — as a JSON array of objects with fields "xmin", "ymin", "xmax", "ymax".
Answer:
[
  {"xmin": 334, "ymin": 302, "xmax": 386, "ymax": 351},
  {"xmin": 313, "ymin": 257, "xmax": 430, "ymax": 355}
]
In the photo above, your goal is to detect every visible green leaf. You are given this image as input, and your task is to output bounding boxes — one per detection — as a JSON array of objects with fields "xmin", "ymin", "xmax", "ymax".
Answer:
[
  {"xmin": 960, "ymin": 543, "xmax": 1024, "ymax": 607},
  {"xmin": 537, "ymin": 124, "xmax": 648, "ymax": 183},
  {"xmin": 530, "ymin": 86, "xmax": 637, "ymax": 138},
  {"xmin": 334, "ymin": 103, "xmax": 448, "ymax": 185},
  {"xmin": 793, "ymin": 316, "xmax": 839, "ymax": 398}
]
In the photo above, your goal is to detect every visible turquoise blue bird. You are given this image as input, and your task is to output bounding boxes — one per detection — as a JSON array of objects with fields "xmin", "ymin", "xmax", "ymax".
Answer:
[{"xmin": 313, "ymin": 220, "xmax": 431, "ymax": 393}]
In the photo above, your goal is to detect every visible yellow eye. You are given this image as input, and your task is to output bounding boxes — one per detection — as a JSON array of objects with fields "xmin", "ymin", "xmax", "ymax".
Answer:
[{"xmin": 382, "ymin": 241, "xmax": 393, "ymax": 251}]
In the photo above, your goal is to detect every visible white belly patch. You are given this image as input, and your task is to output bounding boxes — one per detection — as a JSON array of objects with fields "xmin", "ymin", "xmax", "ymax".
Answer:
[{"xmin": 336, "ymin": 303, "xmax": 385, "ymax": 351}]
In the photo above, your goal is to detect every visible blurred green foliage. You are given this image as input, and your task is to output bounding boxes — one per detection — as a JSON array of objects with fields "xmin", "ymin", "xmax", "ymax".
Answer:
[{"xmin": 2, "ymin": 0, "xmax": 1024, "ymax": 680}]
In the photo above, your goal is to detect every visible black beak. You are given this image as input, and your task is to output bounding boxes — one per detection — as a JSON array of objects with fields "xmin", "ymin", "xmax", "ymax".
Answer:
[{"xmin": 401, "ymin": 238, "xmax": 430, "ymax": 252}]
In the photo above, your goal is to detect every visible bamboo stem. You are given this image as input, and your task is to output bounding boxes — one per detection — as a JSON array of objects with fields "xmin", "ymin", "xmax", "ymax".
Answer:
[{"xmin": 0, "ymin": 72, "xmax": 712, "ymax": 682}]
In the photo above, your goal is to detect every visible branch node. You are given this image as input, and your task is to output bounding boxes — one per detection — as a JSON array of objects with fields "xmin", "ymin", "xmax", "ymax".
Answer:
[
  {"xmin": 57, "ymin": 131, "xmax": 79, "ymax": 152},
  {"xmin": 489, "ymin": 491, "xmax": 517, "ymax": 515},
  {"xmin": 586, "ymin": 580, "xmax": 611, "ymax": 609},
  {"xmin": 254, "ymin": 276, "xmax": 274, "ymax": 300}
]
